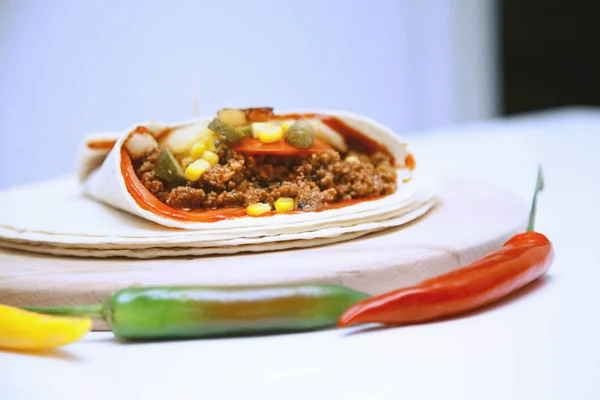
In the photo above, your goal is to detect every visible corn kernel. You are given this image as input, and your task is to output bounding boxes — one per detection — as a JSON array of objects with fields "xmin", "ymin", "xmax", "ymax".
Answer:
[
  {"xmin": 251, "ymin": 122, "xmax": 282, "ymax": 142},
  {"xmin": 246, "ymin": 202, "xmax": 271, "ymax": 216},
  {"xmin": 180, "ymin": 156, "xmax": 195, "ymax": 169},
  {"xmin": 190, "ymin": 141, "xmax": 206, "ymax": 159},
  {"xmin": 281, "ymin": 120, "xmax": 294, "ymax": 133},
  {"xmin": 274, "ymin": 197, "xmax": 294, "ymax": 213},
  {"xmin": 251, "ymin": 122, "xmax": 283, "ymax": 144},
  {"xmin": 202, "ymin": 150, "xmax": 219, "ymax": 167},
  {"xmin": 185, "ymin": 159, "xmax": 211, "ymax": 181},
  {"xmin": 204, "ymin": 134, "xmax": 216, "ymax": 152},
  {"xmin": 345, "ymin": 155, "xmax": 360, "ymax": 164},
  {"xmin": 251, "ymin": 122, "xmax": 268, "ymax": 138},
  {"xmin": 259, "ymin": 129, "xmax": 283, "ymax": 143}
]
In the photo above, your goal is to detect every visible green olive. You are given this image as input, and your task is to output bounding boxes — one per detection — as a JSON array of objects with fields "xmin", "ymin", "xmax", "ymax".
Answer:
[
  {"xmin": 208, "ymin": 118, "xmax": 245, "ymax": 144},
  {"xmin": 285, "ymin": 120, "xmax": 315, "ymax": 149},
  {"xmin": 154, "ymin": 148, "xmax": 186, "ymax": 185}
]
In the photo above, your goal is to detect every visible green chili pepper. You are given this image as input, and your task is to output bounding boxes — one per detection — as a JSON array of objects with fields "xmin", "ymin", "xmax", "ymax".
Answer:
[{"xmin": 24, "ymin": 284, "xmax": 369, "ymax": 340}]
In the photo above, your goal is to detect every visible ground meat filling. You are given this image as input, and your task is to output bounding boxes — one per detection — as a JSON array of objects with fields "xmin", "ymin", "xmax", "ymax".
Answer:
[{"xmin": 135, "ymin": 148, "xmax": 397, "ymax": 211}]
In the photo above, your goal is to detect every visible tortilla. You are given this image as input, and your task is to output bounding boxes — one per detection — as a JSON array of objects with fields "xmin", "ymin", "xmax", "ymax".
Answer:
[
  {"xmin": 0, "ymin": 181, "xmax": 437, "ymax": 258},
  {"xmin": 0, "ymin": 172, "xmax": 437, "ymax": 240},
  {"xmin": 79, "ymin": 108, "xmax": 420, "ymax": 230},
  {"xmin": 0, "ymin": 108, "xmax": 439, "ymax": 258}
]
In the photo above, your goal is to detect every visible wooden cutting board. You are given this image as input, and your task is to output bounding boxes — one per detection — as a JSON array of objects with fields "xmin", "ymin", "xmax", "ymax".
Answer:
[{"xmin": 0, "ymin": 178, "xmax": 528, "ymax": 331}]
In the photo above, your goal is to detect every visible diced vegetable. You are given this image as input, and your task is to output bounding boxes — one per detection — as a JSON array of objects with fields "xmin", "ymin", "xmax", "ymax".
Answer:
[
  {"xmin": 285, "ymin": 120, "xmax": 315, "ymax": 149},
  {"xmin": 161, "ymin": 124, "xmax": 207, "ymax": 155},
  {"xmin": 154, "ymin": 148, "xmax": 187, "ymax": 185},
  {"xmin": 208, "ymin": 118, "xmax": 245, "ymax": 145},
  {"xmin": 180, "ymin": 156, "xmax": 195, "ymax": 169},
  {"xmin": 217, "ymin": 108, "xmax": 248, "ymax": 126},
  {"xmin": 125, "ymin": 133, "xmax": 158, "ymax": 160},
  {"xmin": 250, "ymin": 122, "xmax": 269, "ymax": 138},
  {"xmin": 202, "ymin": 150, "xmax": 219, "ymax": 167},
  {"xmin": 238, "ymin": 125, "xmax": 252, "ymax": 137},
  {"xmin": 310, "ymin": 120, "xmax": 347, "ymax": 152},
  {"xmin": 274, "ymin": 197, "xmax": 294, "ymax": 213},
  {"xmin": 190, "ymin": 141, "xmax": 206, "ymax": 159},
  {"xmin": 244, "ymin": 107, "xmax": 274, "ymax": 122},
  {"xmin": 252, "ymin": 122, "xmax": 283, "ymax": 143},
  {"xmin": 185, "ymin": 159, "xmax": 211, "ymax": 181},
  {"xmin": 246, "ymin": 203, "xmax": 271, "ymax": 216}
]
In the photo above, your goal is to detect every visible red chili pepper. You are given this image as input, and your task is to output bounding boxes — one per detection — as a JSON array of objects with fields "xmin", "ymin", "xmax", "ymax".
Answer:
[{"xmin": 338, "ymin": 166, "xmax": 554, "ymax": 327}]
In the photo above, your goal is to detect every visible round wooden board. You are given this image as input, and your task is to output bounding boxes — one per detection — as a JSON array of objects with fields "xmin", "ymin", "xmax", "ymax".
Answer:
[{"xmin": 0, "ymin": 178, "xmax": 528, "ymax": 331}]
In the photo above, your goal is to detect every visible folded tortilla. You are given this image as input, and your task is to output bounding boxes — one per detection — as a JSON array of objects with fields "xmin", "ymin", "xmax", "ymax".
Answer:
[
  {"xmin": 78, "ymin": 108, "xmax": 423, "ymax": 230},
  {"xmin": 0, "ymin": 173, "xmax": 438, "ymax": 258}
]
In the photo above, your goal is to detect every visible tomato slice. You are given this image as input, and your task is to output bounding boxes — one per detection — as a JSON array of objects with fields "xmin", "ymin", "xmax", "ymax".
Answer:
[{"xmin": 232, "ymin": 138, "xmax": 334, "ymax": 156}]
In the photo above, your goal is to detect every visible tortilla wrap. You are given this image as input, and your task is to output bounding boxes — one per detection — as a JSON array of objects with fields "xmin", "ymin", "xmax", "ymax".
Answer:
[
  {"xmin": 0, "ymin": 196, "xmax": 437, "ymax": 258},
  {"xmin": 0, "ymin": 109, "xmax": 439, "ymax": 258},
  {"xmin": 78, "ymin": 109, "xmax": 423, "ymax": 230},
  {"xmin": 0, "ymin": 174, "xmax": 438, "ymax": 257}
]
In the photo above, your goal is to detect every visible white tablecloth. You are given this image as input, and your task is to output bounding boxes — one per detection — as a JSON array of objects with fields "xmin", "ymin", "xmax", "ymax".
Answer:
[{"xmin": 2, "ymin": 107, "xmax": 599, "ymax": 399}]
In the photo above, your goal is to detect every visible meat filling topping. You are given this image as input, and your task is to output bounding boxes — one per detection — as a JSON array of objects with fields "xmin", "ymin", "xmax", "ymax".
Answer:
[
  {"xmin": 125, "ymin": 109, "xmax": 400, "ymax": 214},
  {"xmin": 134, "ymin": 148, "xmax": 397, "ymax": 212}
]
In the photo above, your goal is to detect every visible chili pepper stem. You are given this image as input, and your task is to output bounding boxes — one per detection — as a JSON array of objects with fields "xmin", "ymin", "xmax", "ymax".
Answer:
[
  {"xmin": 23, "ymin": 304, "xmax": 105, "ymax": 320},
  {"xmin": 527, "ymin": 165, "xmax": 544, "ymax": 232}
]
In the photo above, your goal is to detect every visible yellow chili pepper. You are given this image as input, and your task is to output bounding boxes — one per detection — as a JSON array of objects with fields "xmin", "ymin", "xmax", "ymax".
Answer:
[{"xmin": 0, "ymin": 304, "xmax": 91, "ymax": 351}]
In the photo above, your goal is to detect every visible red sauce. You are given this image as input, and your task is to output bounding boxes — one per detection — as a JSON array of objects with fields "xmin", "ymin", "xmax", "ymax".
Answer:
[
  {"xmin": 133, "ymin": 126, "xmax": 152, "ymax": 134},
  {"xmin": 87, "ymin": 127, "xmax": 171, "ymax": 151},
  {"xmin": 121, "ymin": 148, "xmax": 382, "ymax": 222},
  {"xmin": 87, "ymin": 140, "xmax": 117, "ymax": 150},
  {"xmin": 322, "ymin": 117, "xmax": 393, "ymax": 160},
  {"xmin": 273, "ymin": 113, "xmax": 321, "ymax": 120},
  {"xmin": 133, "ymin": 126, "xmax": 172, "ymax": 142},
  {"xmin": 274, "ymin": 113, "xmax": 395, "ymax": 164},
  {"xmin": 122, "ymin": 149, "xmax": 246, "ymax": 222},
  {"xmin": 156, "ymin": 127, "xmax": 173, "ymax": 142},
  {"xmin": 232, "ymin": 138, "xmax": 333, "ymax": 156}
]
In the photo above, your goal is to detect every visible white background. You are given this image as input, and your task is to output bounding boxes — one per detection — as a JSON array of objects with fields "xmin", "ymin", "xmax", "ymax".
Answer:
[{"xmin": 0, "ymin": 0, "xmax": 497, "ymax": 188}]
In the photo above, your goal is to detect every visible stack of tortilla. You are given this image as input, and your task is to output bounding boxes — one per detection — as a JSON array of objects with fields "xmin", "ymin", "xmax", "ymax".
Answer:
[{"xmin": 0, "ymin": 109, "xmax": 439, "ymax": 258}]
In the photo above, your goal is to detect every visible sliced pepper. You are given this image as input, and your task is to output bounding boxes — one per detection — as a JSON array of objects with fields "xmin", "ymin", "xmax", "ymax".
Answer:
[
  {"xmin": 154, "ymin": 148, "xmax": 187, "ymax": 185},
  {"xmin": 208, "ymin": 118, "xmax": 245, "ymax": 145}
]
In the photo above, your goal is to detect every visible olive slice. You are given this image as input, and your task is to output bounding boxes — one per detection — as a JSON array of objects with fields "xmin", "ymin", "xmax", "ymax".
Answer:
[{"xmin": 285, "ymin": 120, "xmax": 315, "ymax": 149}]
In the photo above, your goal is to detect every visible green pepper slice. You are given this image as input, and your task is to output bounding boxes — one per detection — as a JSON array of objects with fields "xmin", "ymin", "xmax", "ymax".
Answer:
[
  {"xmin": 208, "ymin": 118, "xmax": 246, "ymax": 144},
  {"xmin": 154, "ymin": 148, "xmax": 186, "ymax": 185}
]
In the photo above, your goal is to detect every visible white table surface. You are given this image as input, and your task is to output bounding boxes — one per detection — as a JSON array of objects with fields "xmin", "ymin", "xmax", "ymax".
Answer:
[{"xmin": 1, "ymin": 107, "xmax": 599, "ymax": 400}]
